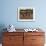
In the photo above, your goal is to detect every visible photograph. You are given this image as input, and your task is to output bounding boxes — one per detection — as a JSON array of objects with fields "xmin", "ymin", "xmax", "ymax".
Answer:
[{"xmin": 18, "ymin": 7, "xmax": 35, "ymax": 21}]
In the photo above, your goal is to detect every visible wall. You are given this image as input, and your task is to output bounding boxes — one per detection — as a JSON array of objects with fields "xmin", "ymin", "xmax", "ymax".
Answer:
[{"xmin": 0, "ymin": 0, "xmax": 46, "ymax": 29}]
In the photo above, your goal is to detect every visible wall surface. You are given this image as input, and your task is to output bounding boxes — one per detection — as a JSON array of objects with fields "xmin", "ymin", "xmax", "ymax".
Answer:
[
  {"xmin": 0, "ymin": 0, "xmax": 46, "ymax": 43},
  {"xmin": 0, "ymin": 0, "xmax": 46, "ymax": 30}
]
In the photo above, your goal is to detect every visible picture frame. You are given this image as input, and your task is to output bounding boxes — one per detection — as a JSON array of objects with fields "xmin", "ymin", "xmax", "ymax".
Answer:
[{"xmin": 18, "ymin": 7, "xmax": 35, "ymax": 21}]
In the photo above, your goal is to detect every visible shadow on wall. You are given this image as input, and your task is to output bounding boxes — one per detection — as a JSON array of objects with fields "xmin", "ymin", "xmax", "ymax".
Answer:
[{"xmin": 0, "ymin": 24, "xmax": 7, "ymax": 43}]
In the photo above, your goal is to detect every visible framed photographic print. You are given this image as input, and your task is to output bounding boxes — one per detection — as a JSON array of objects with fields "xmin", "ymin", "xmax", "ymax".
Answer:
[{"xmin": 18, "ymin": 7, "xmax": 35, "ymax": 21}]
